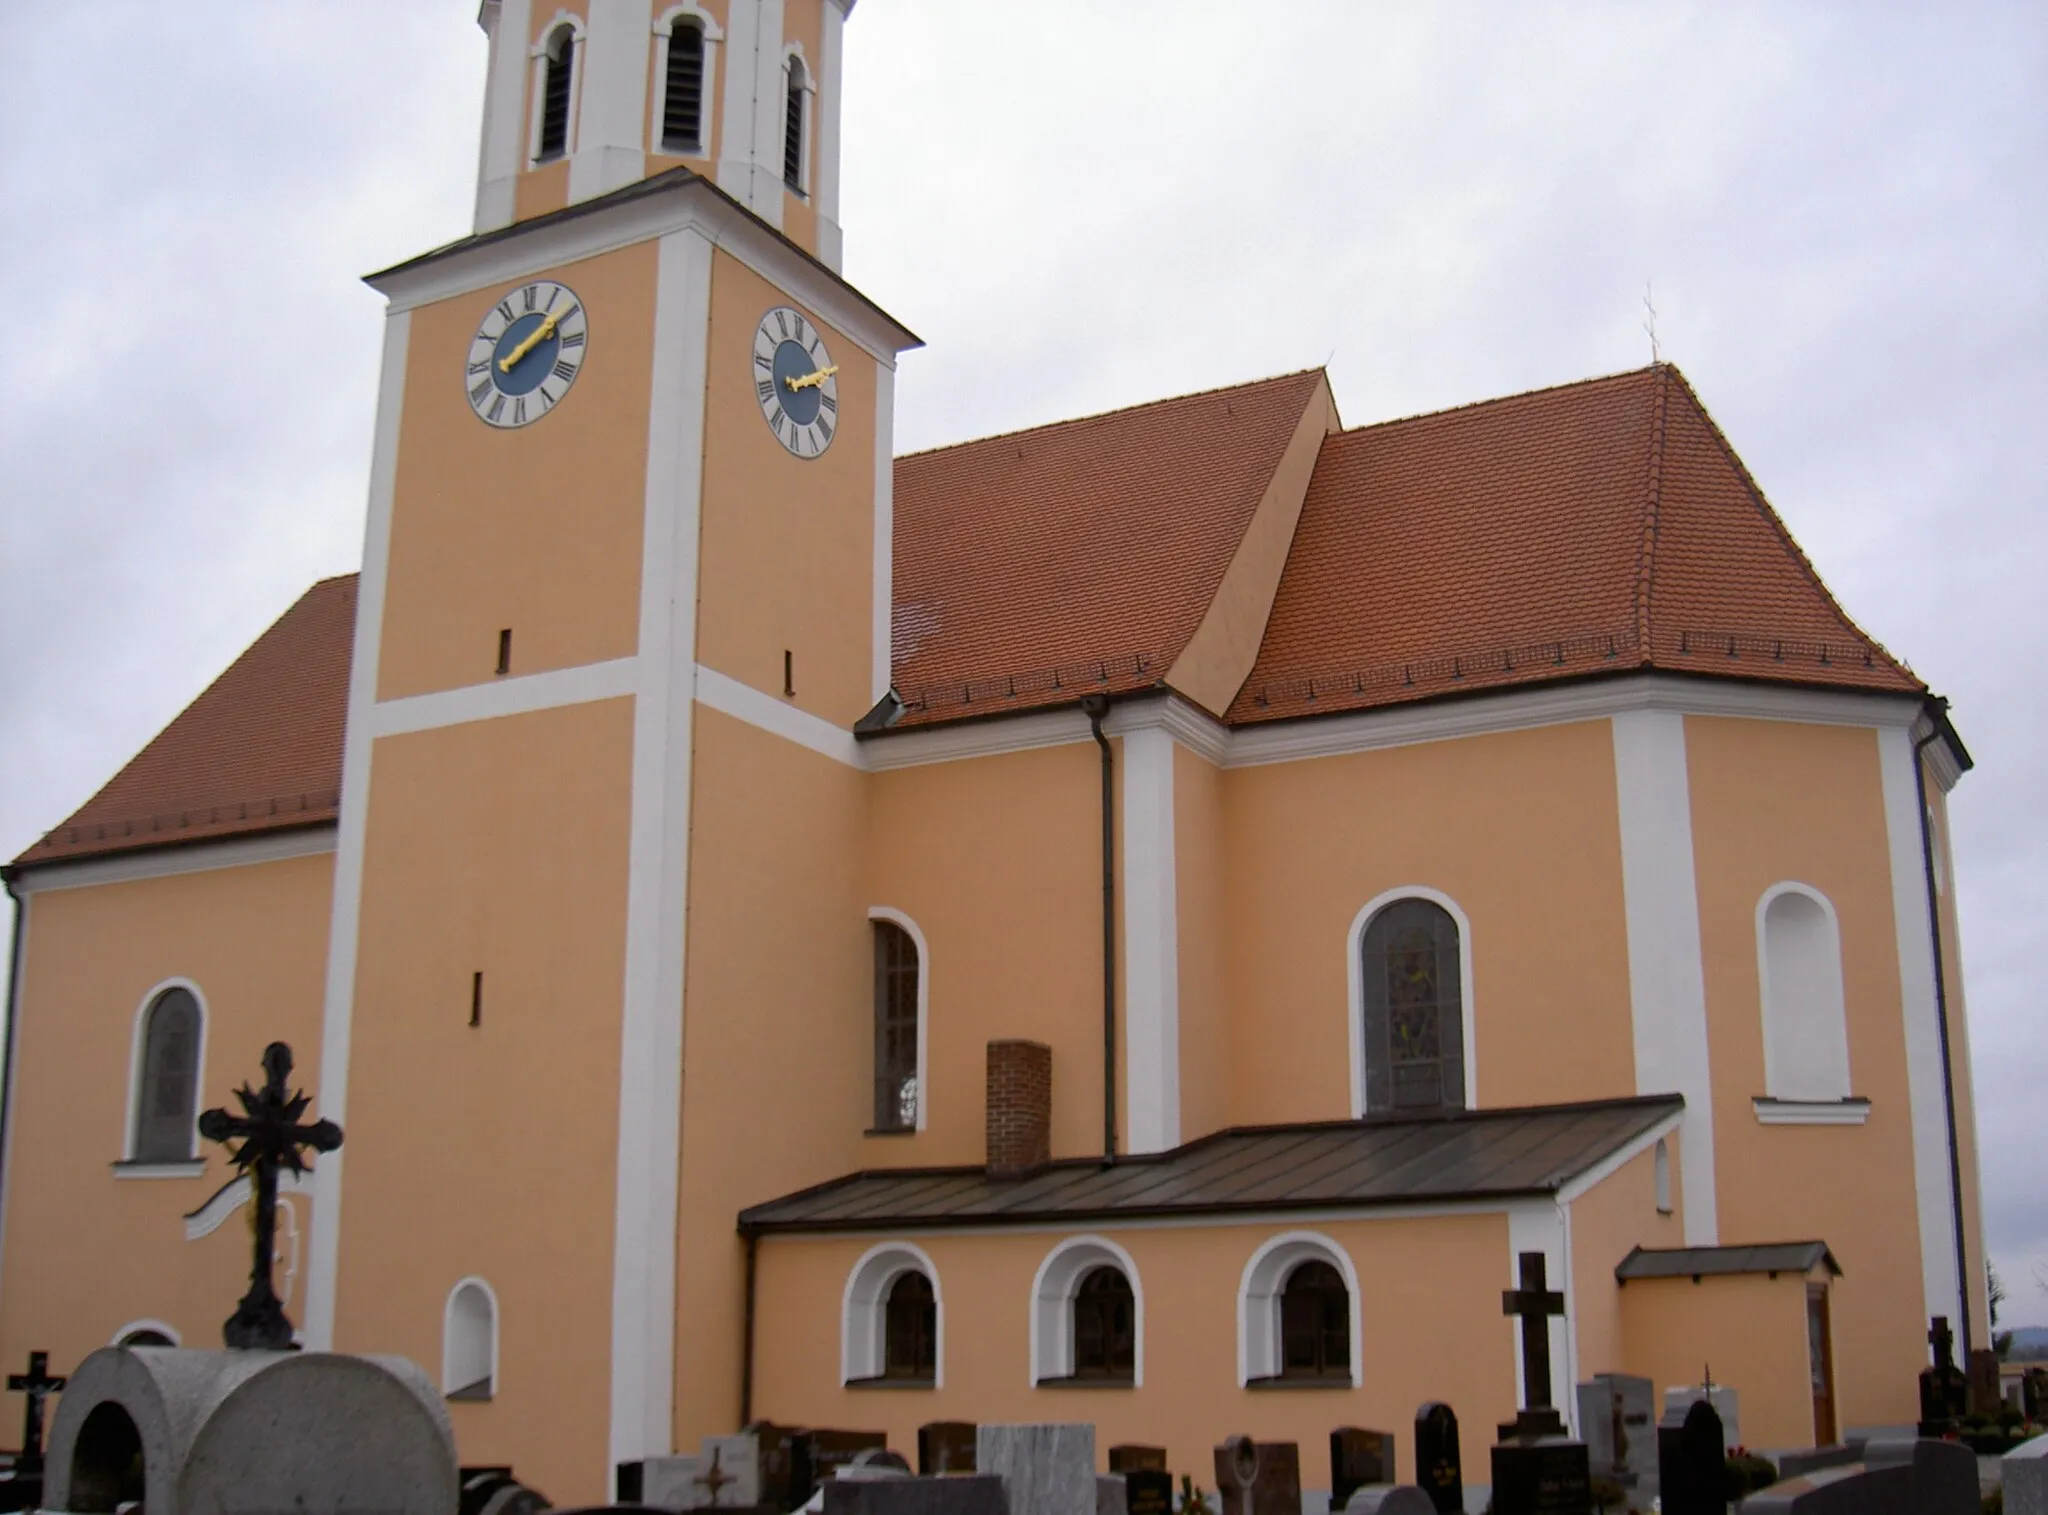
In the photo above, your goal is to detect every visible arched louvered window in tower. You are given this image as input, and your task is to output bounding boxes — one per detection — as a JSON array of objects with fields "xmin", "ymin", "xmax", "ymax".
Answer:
[
  {"xmin": 133, "ymin": 987, "xmax": 201, "ymax": 1163},
  {"xmin": 1360, "ymin": 898, "xmax": 1465, "ymax": 1112},
  {"xmin": 537, "ymin": 28, "xmax": 576, "ymax": 162},
  {"xmin": 1071, "ymin": 1267, "xmax": 1136, "ymax": 1381},
  {"xmin": 882, "ymin": 1271, "xmax": 936, "ymax": 1381},
  {"xmin": 782, "ymin": 56, "xmax": 806, "ymax": 190},
  {"xmin": 661, "ymin": 22, "xmax": 706, "ymax": 152},
  {"xmin": 1278, "ymin": 1260, "xmax": 1351, "ymax": 1379},
  {"xmin": 872, "ymin": 920, "xmax": 919, "ymax": 1132}
]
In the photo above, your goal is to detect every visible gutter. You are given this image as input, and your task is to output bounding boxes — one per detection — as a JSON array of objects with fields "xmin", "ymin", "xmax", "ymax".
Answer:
[
  {"xmin": 739, "ymin": 1227, "xmax": 759, "ymax": 1424},
  {"xmin": 1081, "ymin": 697, "xmax": 1117, "ymax": 1165}
]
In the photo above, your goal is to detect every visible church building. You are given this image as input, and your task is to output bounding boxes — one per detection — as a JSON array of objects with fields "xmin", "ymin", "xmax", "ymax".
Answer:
[{"xmin": 0, "ymin": 2, "xmax": 1989, "ymax": 1503}]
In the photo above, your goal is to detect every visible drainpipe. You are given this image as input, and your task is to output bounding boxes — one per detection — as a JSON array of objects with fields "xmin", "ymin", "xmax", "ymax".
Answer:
[
  {"xmin": 0, "ymin": 877, "xmax": 24, "ymax": 1303},
  {"xmin": 1913, "ymin": 708, "xmax": 1972, "ymax": 1357},
  {"xmin": 1082, "ymin": 697, "xmax": 1117, "ymax": 1165},
  {"xmin": 739, "ymin": 1227, "xmax": 759, "ymax": 1425}
]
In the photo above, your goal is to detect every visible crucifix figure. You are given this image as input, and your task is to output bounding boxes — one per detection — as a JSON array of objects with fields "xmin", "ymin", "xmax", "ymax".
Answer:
[
  {"xmin": 197, "ymin": 1042, "xmax": 342, "ymax": 1350},
  {"xmin": 1498, "ymin": 1250, "xmax": 1568, "ymax": 1441},
  {"xmin": 6, "ymin": 1351, "xmax": 65, "ymax": 1478}
]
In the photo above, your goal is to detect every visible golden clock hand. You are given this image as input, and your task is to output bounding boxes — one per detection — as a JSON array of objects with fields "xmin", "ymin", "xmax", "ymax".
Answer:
[
  {"xmin": 784, "ymin": 364, "xmax": 839, "ymax": 393},
  {"xmin": 497, "ymin": 307, "xmax": 566, "ymax": 373}
]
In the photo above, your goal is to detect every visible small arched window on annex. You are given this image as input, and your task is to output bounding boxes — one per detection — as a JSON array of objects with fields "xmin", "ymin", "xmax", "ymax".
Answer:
[
  {"xmin": 868, "ymin": 908, "xmax": 927, "ymax": 1134},
  {"xmin": 1029, "ymin": 1236, "xmax": 1142, "ymax": 1387},
  {"xmin": 842, "ymin": 1242, "xmax": 941, "ymax": 1387},
  {"xmin": 781, "ymin": 45, "xmax": 813, "ymax": 194},
  {"xmin": 1347, "ymin": 889, "xmax": 1475, "ymax": 1118},
  {"xmin": 443, "ymin": 1277, "xmax": 500, "ymax": 1401},
  {"xmin": 1754, "ymin": 883, "xmax": 1858, "ymax": 1118},
  {"xmin": 111, "ymin": 1320, "xmax": 180, "ymax": 1348},
  {"xmin": 1238, "ymin": 1231, "xmax": 1362, "ymax": 1387},
  {"xmin": 529, "ymin": 13, "xmax": 586, "ymax": 165},
  {"xmin": 1653, "ymin": 1138, "xmax": 1673, "ymax": 1215},
  {"xmin": 123, "ymin": 981, "xmax": 207, "ymax": 1168},
  {"xmin": 651, "ymin": 5, "xmax": 722, "ymax": 158}
]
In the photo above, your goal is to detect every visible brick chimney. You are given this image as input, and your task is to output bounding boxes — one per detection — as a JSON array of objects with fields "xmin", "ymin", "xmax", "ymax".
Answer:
[{"xmin": 986, "ymin": 1040, "xmax": 1052, "ymax": 1177}]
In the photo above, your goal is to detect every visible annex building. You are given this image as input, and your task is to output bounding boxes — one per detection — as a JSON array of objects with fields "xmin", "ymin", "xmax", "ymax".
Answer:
[{"xmin": 0, "ymin": 2, "xmax": 1990, "ymax": 1503}]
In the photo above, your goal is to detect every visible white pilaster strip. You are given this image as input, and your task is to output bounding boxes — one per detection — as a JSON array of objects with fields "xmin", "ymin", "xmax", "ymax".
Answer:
[
  {"xmin": 569, "ymin": 0, "xmax": 652, "ymax": 204},
  {"xmin": 693, "ymin": 664, "xmax": 861, "ymax": 769},
  {"xmin": 749, "ymin": 0, "xmax": 788, "ymax": 226},
  {"xmin": 369, "ymin": 658, "xmax": 637, "ymax": 738},
  {"xmin": 1878, "ymin": 725, "xmax": 1960, "ymax": 1324},
  {"xmin": 814, "ymin": 0, "xmax": 846, "ymax": 270},
  {"xmin": 1121, "ymin": 725, "xmax": 1180, "ymax": 1154},
  {"xmin": 1611, "ymin": 709, "xmax": 1718, "ymax": 1245},
  {"xmin": 714, "ymin": 1, "xmax": 761, "ymax": 210},
  {"xmin": 609, "ymin": 226, "xmax": 713, "ymax": 1473},
  {"xmin": 303, "ymin": 307, "xmax": 412, "ymax": 1351},
  {"xmin": 872, "ymin": 361, "xmax": 894, "ymax": 704},
  {"xmin": 475, "ymin": 0, "xmax": 533, "ymax": 232}
]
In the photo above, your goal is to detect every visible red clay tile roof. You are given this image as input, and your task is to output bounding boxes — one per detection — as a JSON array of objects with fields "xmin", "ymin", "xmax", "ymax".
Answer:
[
  {"xmin": 13, "ymin": 365, "xmax": 1925, "ymax": 870},
  {"xmin": 889, "ymin": 370, "xmax": 1327, "ymax": 724},
  {"xmin": 1226, "ymin": 365, "xmax": 1919, "ymax": 723},
  {"xmin": 12, "ymin": 576, "xmax": 354, "ymax": 868}
]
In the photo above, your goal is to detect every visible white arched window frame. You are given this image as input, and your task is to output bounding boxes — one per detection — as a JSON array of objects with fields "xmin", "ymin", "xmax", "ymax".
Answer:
[
  {"xmin": 1755, "ymin": 883, "xmax": 1854, "ymax": 1109},
  {"xmin": 527, "ymin": 12, "xmax": 587, "ymax": 166},
  {"xmin": 1029, "ymin": 1235, "xmax": 1144, "ymax": 1387},
  {"xmin": 867, "ymin": 907, "xmax": 929, "ymax": 1132},
  {"xmin": 781, "ymin": 43, "xmax": 815, "ymax": 195},
  {"xmin": 120, "ymin": 977, "xmax": 209, "ymax": 1170},
  {"xmin": 110, "ymin": 1319, "xmax": 180, "ymax": 1348},
  {"xmin": 1237, "ymin": 1231, "xmax": 1362, "ymax": 1387},
  {"xmin": 1346, "ymin": 887, "xmax": 1478, "ymax": 1119},
  {"xmin": 841, "ymin": 1241, "xmax": 942, "ymax": 1386},
  {"xmin": 649, "ymin": 4, "xmax": 723, "ymax": 157},
  {"xmin": 442, "ymin": 1277, "xmax": 500, "ymax": 1401}
]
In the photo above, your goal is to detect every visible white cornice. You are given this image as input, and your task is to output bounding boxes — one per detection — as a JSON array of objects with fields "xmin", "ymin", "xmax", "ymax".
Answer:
[
  {"xmin": 10, "ymin": 826, "xmax": 337, "ymax": 896},
  {"xmin": 862, "ymin": 707, "xmax": 1095, "ymax": 772},
  {"xmin": 1752, "ymin": 1097, "xmax": 1872, "ymax": 1126},
  {"xmin": 366, "ymin": 176, "xmax": 918, "ymax": 363}
]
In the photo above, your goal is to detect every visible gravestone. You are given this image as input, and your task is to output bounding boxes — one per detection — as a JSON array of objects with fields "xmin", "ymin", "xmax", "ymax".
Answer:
[
  {"xmin": 0, "ymin": 1349, "xmax": 65, "ymax": 1512},
  {"xmin": 624, "ymin": 1454, "xmax": 699, "ymax": 1508},
  {"xmin": 1917, "ymin": 1316, "xmax": 1968, "ymax": 1436},
  {"xmin": 1098, "ymin": 1473, "xmax": 1127, "ymax": 1515},
  {"xmin": 1340, "ymin": 1489, "xmax": 1433, "ymax": 1515},
  {"xmin": 1329, "ymin": 1427, "xmax": 1395, "ymax": 1508},
  {"xmin": 1110, "ymin": 1446, "xmax": 1168, "ymax": 1474},
  {"xmin": 2027, "ymin": 1368, "xmax": 2046, "ymax": 1421},
  {"xmin": 976, "ymin": 1423, "xmax": 1094, "ymax": 1515},
  {"xmin": 459, "ymin": 1466, "xmax": 551, "ymax": 1515},
  {"xmin": 1213, "ymin": 1436, "xmax": 1302, "ymax": 1515},
  {"xmin": 920, "ymin": 1423, "xmax": 979, "ymax": 1476},
  {"xmin": 1655, "ymin": 1398, "xmax": 1724, "ymax": 1515},
  {"xmin": 796, "ymin": 1429, "xmax": 891, "ymax": 1503},
  {"xmin": 1413, "ymin": 1404, "xmax": 1462, "ymax": 1515},
  {"xmin": 1124, "ymin": 1468, "xmax": 1174, "ymax": 1515},
  {"xmin": 2003, "ymin": 1430, "xmax": 2048, "ymax": 1515},
  {"xmin": 748, "ymin": 1422, "xmax": 804, "ymax": 1509},
  {"xmin": 689, "ymin": 1433, "xmax": 764, "ymax": 1506},
  {"xmin": 1968, "ymin": 1347, "xmax": 2004, "ymax": 1418},
  {"xmin": 1573, "ymin": 1374, "xmax": 1652, "ymax": 1489},
  {"xmin": 820, "ymin": 1475, "xmax": 1008, "ymax": 1515},
  {"xmin": 1742, "ymin": 1437, "xmax": 1979, "ymax": 1515},
  {"xmin": 1661, "ymin": 1384, "xmax": 1740, "ymax": 1451},
  {"xmin": 1491, "ymin": 1253, "xmax": 1591, "ymax": 1514}
]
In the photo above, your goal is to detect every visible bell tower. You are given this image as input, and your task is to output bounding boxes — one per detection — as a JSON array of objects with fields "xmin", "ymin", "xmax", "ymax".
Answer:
[{"xmin": 472, "ymin": 0, "xmax": 850, "ymax": 269}]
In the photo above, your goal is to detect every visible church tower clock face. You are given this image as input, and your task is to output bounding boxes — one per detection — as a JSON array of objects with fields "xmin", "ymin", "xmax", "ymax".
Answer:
[
  {"xmin": 754, "ymin": 306, "xmax": 838, "ymax": 458},
  {"xmin": 465, "ymin": 280, "xmax": 588, "ymax": 428}
]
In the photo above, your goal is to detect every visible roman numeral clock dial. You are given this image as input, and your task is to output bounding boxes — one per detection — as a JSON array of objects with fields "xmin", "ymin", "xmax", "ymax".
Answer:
[
  {"xmin": 466, "ymin": 280, "xmax": 587, "ymax": 428},
  {"xmin": 754, "ymin": 306, "xmax": 838, "ymax": 458}
]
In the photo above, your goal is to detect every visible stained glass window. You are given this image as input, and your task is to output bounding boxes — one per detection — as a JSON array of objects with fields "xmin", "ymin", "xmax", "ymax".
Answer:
[
  {"xmin": 872, "ymin": 921, "xmax": 919, "ymax": 1131},
  {"xmin": 134, "ymin": 987, "xmax": 200, "ymax": 1162},
  {"xmin": 1361, "ymin": 899, "xmax": 1465, "ymax": 1113}
]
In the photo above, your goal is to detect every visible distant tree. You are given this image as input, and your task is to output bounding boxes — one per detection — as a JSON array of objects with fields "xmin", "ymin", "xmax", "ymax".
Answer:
[
  {"xmin": 2038, "ymin": 1259, "xmax": 2048, "ymax": 1301},
  {"xmin": 1993, "ymin": 1261, "xmax": 2015, "ymax": 1358}
]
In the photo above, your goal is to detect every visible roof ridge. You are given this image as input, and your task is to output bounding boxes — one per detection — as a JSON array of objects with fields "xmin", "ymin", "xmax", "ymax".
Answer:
[
  {"xmin": 1336, "ymin": 363, "xmax": 1664, "ymax": 438},
  {"xmin": 1660, "ymin": 368, "xmax": 1921, "ymax": 687},
  {"xmin": 892, "ymin": 366, "xmax": 1324, "ymax": 461},
  {"xmin": 1635, "ymin": 364, "xmax": 1673, "ymax": 663}
]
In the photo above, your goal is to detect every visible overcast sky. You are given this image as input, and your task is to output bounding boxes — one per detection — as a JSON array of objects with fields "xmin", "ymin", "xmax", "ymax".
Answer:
[{"xmin": 4, "ymin": 4, "xmax": 2044, "ymax": 1322}]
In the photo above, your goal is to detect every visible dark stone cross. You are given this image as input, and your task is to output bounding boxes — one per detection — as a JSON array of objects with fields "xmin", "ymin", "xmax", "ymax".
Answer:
[
  {"xmin": 197, "ymin": 1041, "xmax": 342, "ymax": 1350},
  {"xmin": 1929, "ymin": 1316, "xmax": 1956, "ymax": 1371},
  {"xmin": 6, "ymin": 1351, "xmax": 65, "ymax": 1478},
  {"xmin": 1499, "ymin": 1250, "xmax": 1569, "ymax": 1441}
]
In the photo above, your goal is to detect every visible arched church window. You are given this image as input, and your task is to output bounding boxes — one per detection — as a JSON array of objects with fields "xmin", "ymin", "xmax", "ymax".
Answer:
[
  {"xmin": 1360, "ymin": 899, "xmax": 1465, "ymax": 1112},
  {"xmin": 872, "ymin": 918, "xmax": 920, "ymax": 1132},
  {"xmin": 1278, "ymin": 1260, "xmax": 1350, "ymax": 1379},
  {"xmin": 133, "ymin": 987, "xmax": 201, "ymax": 1163},
  {"xmin": 536, "ymin": 25, "xmax": 577, "ymax": 163},
  {"xmin": 660, "ymin": 20, "xmax": 706, "ymax": 153},
  {"xmin": 1758, "ymin": 885, "xmax": 1851, "ymax": 1100},
  {"xmin": 782, "ymin": 55, "xmax": 807, "ymax": 190},
  {"xmin": 1071, "ymin": 1266, "xmax": 1136, "ymax": 1381},
  {"xmin": 882, "ymin": 1271, "xmax": 936, "ymax": 1381},
  {"xmin": 443, "ymin": 1278, "xmax": 498, "ymax": 1401}
]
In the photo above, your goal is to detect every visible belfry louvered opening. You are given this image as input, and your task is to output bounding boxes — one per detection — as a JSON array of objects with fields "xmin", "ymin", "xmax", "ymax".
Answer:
[
  {"xmin": 662, "ymin": 23, "xmax": 706, "ymax": 152},
  {"xmin": 782, "ymin": 57, "xmax": 806, "ymax": 190},
  {"xmin": 537, "ymin": 29, "xmax": 576, "ymax": 162}
]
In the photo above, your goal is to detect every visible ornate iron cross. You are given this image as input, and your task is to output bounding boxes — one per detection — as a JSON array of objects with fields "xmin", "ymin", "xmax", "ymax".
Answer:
[
  {"xmin": 1499, "ymin": 1250, "xmax": 1568, "ymax": 1439},
  {"xmin": 6, "ymin": 1351, "xmax": 65, "ymax": 1477},
  {"xmin": 198, "ymin": 1042, "xmax": 342, "ymax": 1350}
]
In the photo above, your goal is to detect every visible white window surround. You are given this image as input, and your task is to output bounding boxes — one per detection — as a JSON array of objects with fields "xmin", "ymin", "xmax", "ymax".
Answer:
[
  {"xmin": 443, "ymin": 1276, "xmax": 501, "ymax": 1399},
  {"xmin": 527, "ymin": 12, "xmax": 587, "ymax": 167},
  {"xmin": 1346, "ymin": 887, "xmax": 1478, "ymax": 1119},
  {"xmin": 649, "ymin": 4, "xmax": 723, "ymax": 158},
  {"xmin": 111, "ymin": 1319, "xmax": 181, "ymax": 1347},
  {"xmin": 1753, "ymin": 1096, "xmax": 1872, "ymax": 1126},
  {"xmin": 867, "ymin": 907, "xmax": 929, "ymax": 1132},
  {"xmin": 1237, "ymin": 1231, "xmax": 1362, "ymax": 1388},
  {"xmin": 1653, "ymin": 1139, "xmax": 1673, "ymax": 1214},
  {"xmin": 1029, "ymin": 1236, "xmax": 1144, "ymax": 1387},
  {"xmin": 122, "ymin": 977, "xmax": 209, "ymax": 1164},
  {"xmin": 781, "ymin": 43, "xmax": 814, "ymax": 197},
  {"xmin": 1756, "ymin": 882, "xmax": 1853, "ymax": 1102},
  {"xmin": 841, "ymin": 1241, "xmax": 943, "ymax": 1386}
]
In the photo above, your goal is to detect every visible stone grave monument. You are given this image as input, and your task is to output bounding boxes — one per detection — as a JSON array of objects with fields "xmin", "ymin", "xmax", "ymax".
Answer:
[
  {"xmin": 801, "ymin": 1429, "xmax": 894, "ymax": 1501},
  {"xmin": 1108, "ymin": 1447, "xmax": 1173, "ymax": 1515},
  {"xmin": 1654, "ymin": 1398, "xmax": 1723, "ymax": 1515},
  {"xmin": 0, "ymin": 1349, "xmax": 65, "ymax": 1513},
  {"xmin": 1489, "ymin": 1252, "xmax": 1592, "ymax": 1515},
  {"xmin": 1110, "ymin": 1446, "xmax": 1167, "ymax": 1474},
  {"xmin": 820, "ymin": 1474, "xmax": 1007, "ymax": 1515},
  {"xmin": 1329, "ymin": 1427, "xmax": 1395, "ymax": 1509},
  {"xmin": 977, "ymin": 1423, "xmax": 1095, "ymax": 1515},
  {"xmin": 1661, "ymin": 1372, "xmax": 1740, "ymax": 1453},
  {"xmin": 920, "ymin": 1422, "xmax": 978, "ymax": 1476},
  {"xmin": 1739, "ymin": 1435, "xmax": 1980, "ymax": 1515},
  {"xmin": 460, "ymin": 1464, "xmax": 553, "ymax": 1515},
  {"xmin": 1969, "ymin": 1346, "xmax": 2004, "ymax": 1418},
  {"xmin": 1573, "ymin": 1372, "xmax": 1652, "ymax": 1493},
  {"xmin": 1213, "ymin": 1435, "xmax": 1302, "ymax": 1515},
  {"xmin": 1412, "ymin": 1403, "xmax": 1461, "ymax": 1515},
  {"xmin": 2004, "ymin": 1430, "xmax": 2048, "ymax": 1515},
  {"xmin": 1340, "ymin": 1488, "xmax": 1433, "ymax": 1515},
  {"xmin": 1918, "ymin": 1315, "xmax": 1969, "ymax": 1436}
]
